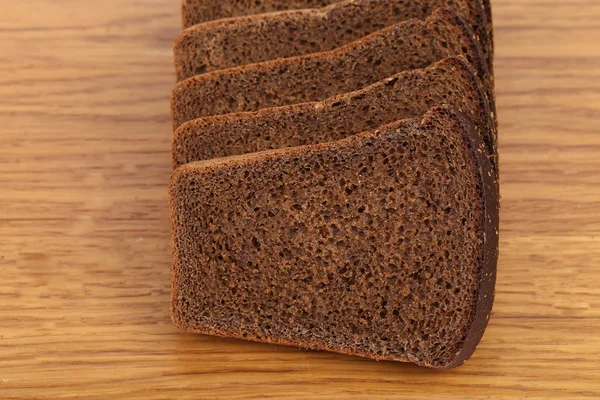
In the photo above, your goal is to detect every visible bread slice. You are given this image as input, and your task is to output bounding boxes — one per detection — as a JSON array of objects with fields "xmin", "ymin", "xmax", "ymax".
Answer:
[
  {"xmin": 173, "ymin": 57, "xmax": 498, "ymax": 177},
  {"xmin": 175, "ymin": 0, "xmax": 491, "ymax": 80},
  {"xmin": 169, "ymin": 106, "xmax": 499, "ymax": 369},
  {"xmin": 182, "ymin": 0, "xmax": 492, "ymax": 31},
  {"xmin": 171, "ymin": 8, "xmax": 493, "ymax": 129},
  {"xmin": 182, "ymin": 0, "xmax": 342, "ymax": 28}
]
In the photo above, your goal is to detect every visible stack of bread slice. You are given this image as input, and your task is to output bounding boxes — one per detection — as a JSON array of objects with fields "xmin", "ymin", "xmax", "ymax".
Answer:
[{"xmin": 170, "ymin": 0, "xmax": 499, "ymax": 369}]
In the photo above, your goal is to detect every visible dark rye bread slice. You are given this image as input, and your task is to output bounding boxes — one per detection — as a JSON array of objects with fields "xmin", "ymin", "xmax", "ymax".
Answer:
[
  {"xmin": 182, "ymin": 0, "xmax": 342, "ymax": 28},
  {"xmin": 182, "ymin": 0, "xmax": 492, "ymax": 30},
  {"xmin": 171, "ymin": 9, "xmax": 493, "ymax": 129},
  {"xmin": 169, "ymin": 106, "xmax": 499, "ymax": 369},
  {"xmin": 182, "ymin": 0, "xmax": 493, "ymax": 29},
  {"xmin": 175, "ymin": 0, "xmax": 491, "ymax": 80},
  {"xmin": 173, "ymin": 57, "xmax": 498, "ymax": 176}
]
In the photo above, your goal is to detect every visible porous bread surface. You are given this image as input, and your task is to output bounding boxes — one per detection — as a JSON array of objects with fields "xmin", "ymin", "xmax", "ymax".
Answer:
[
  {"xmin": 173, "ymin": 57, "xmax": 498, "ymax": 175},
  {"xmin": 182, "ymin": 0, "xmax": 342, "ymax": 27},
  {"xmin": 175, "ymin": 0, "xmax": 491, "ymax": 80},
  {"xmin": 169, "ymin": 107, "xmax": 498, "ymax": 368},
  {"xmin": 171, "ymin": 9, "xmax": 492, "ymax": 129}
]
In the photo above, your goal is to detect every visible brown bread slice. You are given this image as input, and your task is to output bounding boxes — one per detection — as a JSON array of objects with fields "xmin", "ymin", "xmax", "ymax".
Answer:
[
  {"xmin": 182, "ymin": 0, "xmax": 492, "ymax": 28},
  {"xmin": 169, "ymin": 106, "xmax": 499, "ymax": 369},
  {"xmin": 182, "ymin": 0, "xmax": 492, "ymax": 31},
  {"xmin": 173, "ymin": 57, "xmax": 498, "ymax": 176},
  {"xmin": 171, "ymin": 9, "xmax": 493, "ymax": 129},
  {"xmin": 175, "ymin": 0, "xmax": 491, "ymax": 80},
  {"xmin": 182, "ymin": 0, "xmax": 342, "ymax": 28}
]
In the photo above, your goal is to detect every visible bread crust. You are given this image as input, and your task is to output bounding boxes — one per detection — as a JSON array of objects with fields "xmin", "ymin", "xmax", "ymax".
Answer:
[{"xmin": 439, "ymin": 108, "xmax": 498, "ymax": 369}]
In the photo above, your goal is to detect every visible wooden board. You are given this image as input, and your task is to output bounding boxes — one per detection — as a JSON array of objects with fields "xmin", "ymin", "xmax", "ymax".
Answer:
[{"xmin": 1, "ymin": 0, "xmax": 599, "ymax": 398}]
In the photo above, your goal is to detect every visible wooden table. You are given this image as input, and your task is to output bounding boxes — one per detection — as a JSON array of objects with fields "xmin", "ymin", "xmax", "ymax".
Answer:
[{"xmin": 1, "ymin": 1, "xmax": 599, "ymax": 398}]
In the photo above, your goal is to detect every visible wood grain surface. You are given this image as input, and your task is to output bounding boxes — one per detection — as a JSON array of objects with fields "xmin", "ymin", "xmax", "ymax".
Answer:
[{"xmin": 1, "ymin": 0, "xmax": 599, "ymax": 398}]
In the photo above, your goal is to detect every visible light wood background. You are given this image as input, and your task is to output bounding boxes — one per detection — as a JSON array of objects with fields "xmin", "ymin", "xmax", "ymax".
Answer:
[{"xmin": 1, "ymin": 0, "xmax": 599, "ymax": 398}]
